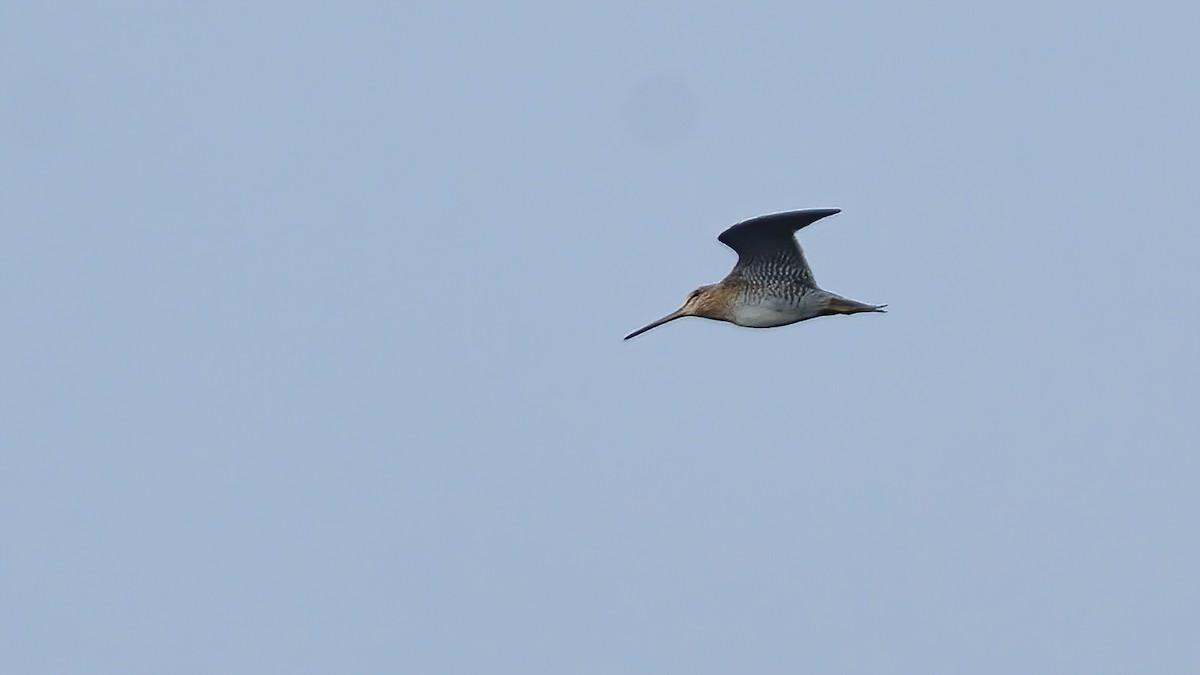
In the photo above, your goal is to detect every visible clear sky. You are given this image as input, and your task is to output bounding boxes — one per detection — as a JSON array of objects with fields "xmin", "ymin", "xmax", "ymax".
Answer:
[{"xmin": 3, "ymin": 3, "xmax": 1198, "ymax": 673}]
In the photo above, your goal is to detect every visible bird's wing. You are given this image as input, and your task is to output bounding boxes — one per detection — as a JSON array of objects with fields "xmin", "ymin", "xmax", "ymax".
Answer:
[{"xmin": 717, "ymin": 208, "xmax": 840, "ymax": 285}]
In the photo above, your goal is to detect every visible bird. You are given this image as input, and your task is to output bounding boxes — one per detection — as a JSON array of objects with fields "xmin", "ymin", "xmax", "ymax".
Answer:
[{"xmin": 624, "ymin": 208, "xmax": 885, "ymax": 340}]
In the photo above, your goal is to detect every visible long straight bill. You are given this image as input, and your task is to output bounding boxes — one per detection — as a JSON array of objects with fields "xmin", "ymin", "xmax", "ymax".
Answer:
[{"xmin": 623, "ymin": 309, "xmax": 687, "ymax": 340}]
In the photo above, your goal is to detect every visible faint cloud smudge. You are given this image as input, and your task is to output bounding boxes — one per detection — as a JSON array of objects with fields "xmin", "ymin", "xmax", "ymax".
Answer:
[{"xmin": 623, "ymin": 75, "xmax": 697, "ymax": 148}]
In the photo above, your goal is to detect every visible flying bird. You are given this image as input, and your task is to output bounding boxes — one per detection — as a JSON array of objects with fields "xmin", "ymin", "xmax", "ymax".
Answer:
[{"xmin": 624, "ymin": 208, "xmax": 885, "ymax": 340}]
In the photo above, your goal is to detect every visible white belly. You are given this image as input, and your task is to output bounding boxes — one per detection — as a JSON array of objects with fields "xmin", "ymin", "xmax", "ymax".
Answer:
[{"xmin": 730, "ymin": 300, "xmax": 805, "ymax": 328}]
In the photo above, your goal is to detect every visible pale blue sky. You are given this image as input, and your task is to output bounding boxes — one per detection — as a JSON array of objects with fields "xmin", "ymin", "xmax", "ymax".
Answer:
[{"xmin": 3, "ymin": 3, "xmax": 1198, "ymax": 673}]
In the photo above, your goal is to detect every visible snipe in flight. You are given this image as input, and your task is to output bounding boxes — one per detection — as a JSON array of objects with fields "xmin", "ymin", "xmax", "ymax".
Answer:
[{"xmin": 624, "ymin": 208, "xmax": 885, "ymax": 340}]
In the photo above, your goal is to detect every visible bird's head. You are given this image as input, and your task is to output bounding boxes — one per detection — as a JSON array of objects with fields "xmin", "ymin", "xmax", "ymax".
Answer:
[{"xmin": 624, "ymin": 284, "xmax": 725, "ymax": 340}]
